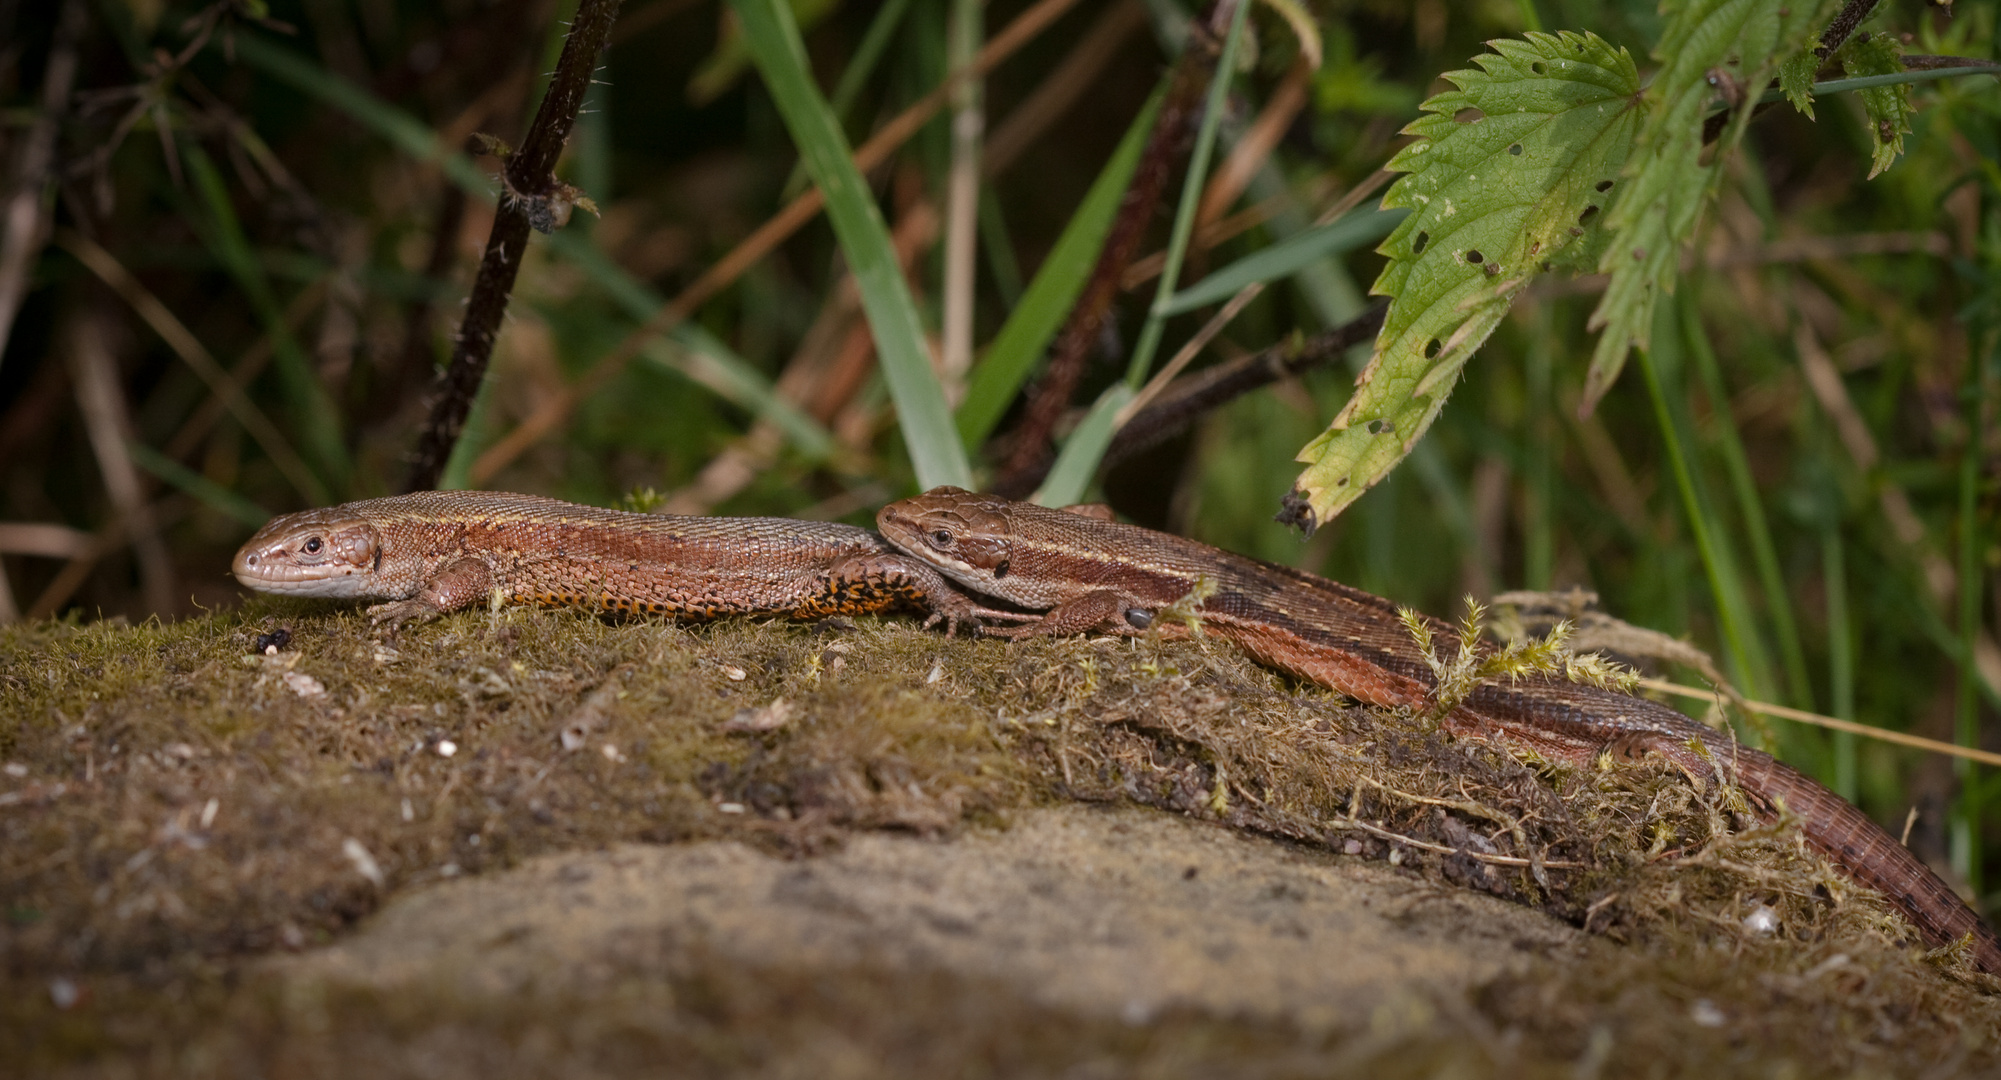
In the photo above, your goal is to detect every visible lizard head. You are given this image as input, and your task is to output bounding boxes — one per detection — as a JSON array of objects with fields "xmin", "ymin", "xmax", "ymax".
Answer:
[
  {"xmin": 877, "ymin": 486, "xmax": 1016, "ymax": 587},
  {"xmin": 233, "ymin": 509, "xmax": 384, "ymax": 598}
]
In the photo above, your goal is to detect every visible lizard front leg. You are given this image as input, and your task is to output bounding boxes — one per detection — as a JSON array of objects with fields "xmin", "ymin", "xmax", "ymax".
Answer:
[
  {"xmin": 366, "ymin": 557, "xmax": 494, "ymax": 625},
  {"xmin": 808, "ymin": 553, "xmax": 1028, "ymax": 637},
  {"xmin": 979, "ymin": 589, "xmax": 1150, "ymax": 640}
]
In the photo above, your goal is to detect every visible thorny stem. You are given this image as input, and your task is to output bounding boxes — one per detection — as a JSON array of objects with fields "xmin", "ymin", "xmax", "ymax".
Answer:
[
  {"xmin": 1700, "ymin": 0, "xmax": 1879, "ymax": 147},
  {"xmin": 1816, "ymin": 0, "xmax": 1881, "ymax": 59},
  {"xmin": 403, "ymin": 0, "xmax": 623, "ymax": 493},
  {"xmin": 989, "ymin": 0, "xmax": 1228, "ymax": 499}
]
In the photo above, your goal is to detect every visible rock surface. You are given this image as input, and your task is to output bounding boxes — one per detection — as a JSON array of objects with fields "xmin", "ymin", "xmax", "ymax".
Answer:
[{"xmin": 283, "ymin": 804, "xmax": 1582, "ymax": 1031}]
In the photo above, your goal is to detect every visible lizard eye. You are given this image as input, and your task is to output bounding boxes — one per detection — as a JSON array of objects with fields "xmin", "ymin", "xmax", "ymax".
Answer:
[
  {"xmin": 303, "ymin": 537, "xmax": 323, "ymax": 555},
  {"xmin": 928, "ymin": 528, "xmax": 954, "ymax": 548}
]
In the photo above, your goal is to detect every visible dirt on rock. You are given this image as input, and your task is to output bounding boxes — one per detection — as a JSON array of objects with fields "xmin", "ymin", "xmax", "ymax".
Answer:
[{"xmin": 282, "ymin": 805, "xmax": 1583, "ymax": 1032}]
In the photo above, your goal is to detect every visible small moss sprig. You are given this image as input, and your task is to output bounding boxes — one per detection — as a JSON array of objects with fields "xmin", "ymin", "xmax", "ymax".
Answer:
[
  {"xmin": 1401, "ymin": 597, "xmax": 1641, "ymax": 723},
  {"xmin": 1153, "ymin": 574, "xmax": 1219, "ymax": 639}
]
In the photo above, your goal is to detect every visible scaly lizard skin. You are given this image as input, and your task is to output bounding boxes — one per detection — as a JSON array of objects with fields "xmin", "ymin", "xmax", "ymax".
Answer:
[
  {"xmin": 878, "ymin": 486, "xmax": 2001, "ymax": 974},
  {"xmin": 233, "ymin": 489, "xmax": 1001, "ymax": 631}
]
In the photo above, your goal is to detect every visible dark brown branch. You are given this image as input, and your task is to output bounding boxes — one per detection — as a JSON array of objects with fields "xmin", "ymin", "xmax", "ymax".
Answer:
[
  {"xmin": 1816, "ymin": 0, "xmax": 1880, "ymax": 59},
  {"xmin": 1901, "ymin": 54, "xmax": 2001, "ymax": 72},
  {"xmin": 1100, "ymin": 303, "xmax": 1387, "ymax": 475},
  {"xmin": 989, "ymin": 1, "xmax": 1229, "ymax": 499},
  {"xmin": 402, "ymin": 0, "xmax": 623, "ymax": 493}
]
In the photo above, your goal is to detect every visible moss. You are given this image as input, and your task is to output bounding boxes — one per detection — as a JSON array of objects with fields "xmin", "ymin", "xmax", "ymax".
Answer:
[{"xmin": 3, "ymin": 604, "xmax": 1999, "ymax": 1076}]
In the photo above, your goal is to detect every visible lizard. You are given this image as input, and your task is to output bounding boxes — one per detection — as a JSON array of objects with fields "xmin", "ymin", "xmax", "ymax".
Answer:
[
  {"xmin": 232, "ymin": 489, "xmax": 1010, "ymax": 632},
  {"xmin": 877, "ymin": 485, "xmax": 2001, "ymax": 975}
]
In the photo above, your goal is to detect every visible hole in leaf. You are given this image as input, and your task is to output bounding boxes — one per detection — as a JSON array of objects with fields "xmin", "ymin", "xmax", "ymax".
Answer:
[
  {"xmin": 1577, "ymin": 205, "xmax": 1599, "ymax": 225},
  {"xmin": 1595, "ymin": 179, "xmax": 1614, "ymax": 192},
  {"xmin": 1465, "ymin": 249, "xmax": 1484, "ymax": 264},
  {"xmin": 1531, "ymin": 62, "xmax": 1546, "ymax": 74},
  {"xmin": 1423, "ymin": 339, "xmax": 1442, "ymax": 360},
  {"xmin": 1367, "ymin": 418, "xmax": 1396, "ymax": 435},
  {"xmin": 1453, "ymin": 108, "xmax": 1485, "ymax": 124},
  {"xmin": 1413, "ymin": 231, "xmax": 1429, "ymax": 255},
  {"xmin": 1508, "ymin": 143, "xmax": 1523, "ymax": 156}
]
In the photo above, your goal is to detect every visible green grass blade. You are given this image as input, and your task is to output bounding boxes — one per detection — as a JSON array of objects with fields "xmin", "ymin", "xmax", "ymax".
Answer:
[
  {"xmin": 1122, "ymin": 0, "xmax": 1252, "ymax": 390},
  {"xmin": 978, "ymin": 191, "xmax": 1024, "ymax": 309},
  {"xmin": 181, "ymin": 145, "xmax": 347, "ymax": 494},
  {"xmin": 1823, "ymin": 530, "xmax": 1856, "ymax": 801},
  {"xmin": 231, "ymin": 33, "xmax": 492, "ymax": 195},
  {"xmin": 1034, "ymin": 0, "xmax": 1249, "ymax": 507},
  {"xmin": 956, "ymin": 85, "xmax": 1164, "ymax": 450},
  {"xmin": 1523, "ymin": 303, "xmax": 1554, "ymax": 590},
  {"xmin": 779, "ymin": 0, "xmax": 915, "ymax": 201},
  {"xmin": 1682, "ymin": 299, "xmax": 1813, "ymax": 709},
  {"xmin": 1757, "ymin": 63, "xmax": 2001, "ymax": 104},
  {"xmin": 124, "ymin": 441, "xmax": 272, "ymax": 529},
  {"xmin": 545, "ymin": 233, "xmax": 835, "ymax": 459},
  {"xmin": 1636, "ymin": 299, "xmax": 1778, "ymax": 715},
  {"xmin": 1953, "ymin": 334, "xmax": 1991, "ymax": 892},
  {"xmin": 1032, "ymin": 383, "xmax": 1136, "ymax": 507},
  {"xmin": 1156, "ymin": 207, "xmax": 1406, "ymax": 317},
  {"xmin": 732, "ymin": 0, "xmax": 972, "ymax": 490}
]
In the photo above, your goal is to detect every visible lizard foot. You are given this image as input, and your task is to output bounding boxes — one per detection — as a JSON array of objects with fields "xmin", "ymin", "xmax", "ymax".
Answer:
[{"xmin": 366, "ymin": 598, "xmax": 444, "ymax": 626}]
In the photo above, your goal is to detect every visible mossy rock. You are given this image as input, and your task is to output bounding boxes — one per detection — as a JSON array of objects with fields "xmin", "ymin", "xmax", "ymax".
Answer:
[{"xmin": 2, "ymin": 603, "xmax": 1997, "ymax": 1076}]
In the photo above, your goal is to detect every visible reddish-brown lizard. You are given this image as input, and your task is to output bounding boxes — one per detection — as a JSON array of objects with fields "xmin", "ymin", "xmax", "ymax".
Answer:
[
  {"xmin": 232, "ymin": 489, "xmax": 1006, "ymax": 631},
  {"xmin": 877, "ymin": 485, "xmax": 2001, "ymax": 973}
]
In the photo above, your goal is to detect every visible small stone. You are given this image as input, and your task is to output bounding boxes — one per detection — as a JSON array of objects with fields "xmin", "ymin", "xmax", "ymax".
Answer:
[
  {"xmin": 724, "ymin": 698, "xmax": 793, "ymax": 734},
  {"xmin": 343, "ymin": 837, "xmax": 385, "ymax": 887},
  {"xmin": 1689, "ymin": 999, "xmax": 1726, "ymax": 1028}
]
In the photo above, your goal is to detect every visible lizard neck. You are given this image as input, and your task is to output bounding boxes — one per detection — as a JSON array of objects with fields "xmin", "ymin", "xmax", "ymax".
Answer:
[{"xmin": 986, "ymin": 505, "xmax": 1250, "ymax": 609}]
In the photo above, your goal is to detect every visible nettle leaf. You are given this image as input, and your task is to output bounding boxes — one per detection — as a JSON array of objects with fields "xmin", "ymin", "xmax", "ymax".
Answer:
[
  {"xmin": 1839, "ymin": 33, "xmax": 1913, "ymax": 178},
  {"xmin": 1289, "ymin": 31, "xmax": 1641, "ymax": 527},
  {"xmin": 1582, "ymin": 0, "xmax": 1838, "ymax": 411},
  {"xmin": 1779, "ymin": 47, "xmax": 1824, "ymax": 118}
]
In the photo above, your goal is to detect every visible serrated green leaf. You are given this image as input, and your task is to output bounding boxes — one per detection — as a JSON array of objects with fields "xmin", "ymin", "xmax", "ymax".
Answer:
[
  {"xmin": 1289, "ymin": 31, "xmax": 1641, "ymax": 526},
  {"xmin": 1779, "ymin": 47, "xmax": 1823, "ymax": 117},
  {"xmin": 1839, "ymin": 34, "xmax": 1913, "ymax": 178},
  {"xmin": 1582, "ymin": 0, "xmax": 1838, "ymax": 411}
]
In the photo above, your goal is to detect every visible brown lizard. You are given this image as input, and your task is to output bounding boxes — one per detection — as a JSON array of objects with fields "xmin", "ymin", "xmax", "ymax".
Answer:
[
  {"xmin": 232, "ymin": 489, "xmax": 1004, "ymax": 631},
  {"xmin": 877, "ymin": 486, "xmax": 2001, "ymax": 974}
]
